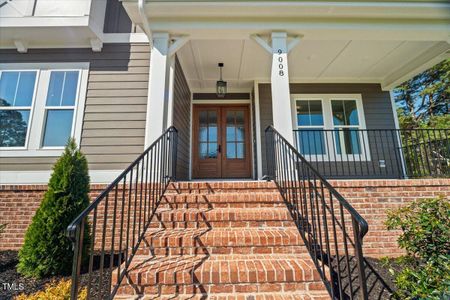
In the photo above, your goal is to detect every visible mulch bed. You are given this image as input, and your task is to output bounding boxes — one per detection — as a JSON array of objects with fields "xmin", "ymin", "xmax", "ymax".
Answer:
[{"xmin": 0, "ymin": 251, "xmax": 110, "ymax": 300}]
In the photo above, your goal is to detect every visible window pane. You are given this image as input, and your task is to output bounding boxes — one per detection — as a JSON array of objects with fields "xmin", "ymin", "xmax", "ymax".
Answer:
[
  {"xmin": 46, "ymin": 71, "xmax": 65, "ymax": 106},
  {"xmin": 0, "ymin": 72, "xmax": 19, "ymax": 106},
  {"xmin": 15, "ymin": 72, "xmax": 37, "ymax": 106},
  {"xmin": 226, "ymin": 111, "xmax": 234, "ymax": 124},
  {"xmin": 236, "ymin": 126, "xmax": 245, "ymax": 142},
  {"xmin": 208, "ymin": 142, "xmax": 217, "ymax": 158},
  {"xmin": 0, "ymin": 109, "xmax": 30, "ymax": 147},
  {"xmin": 199, "ymin": 127, "xmax": 207, "ymax": 142},
  {"xmin": 297, "ymin": 100, "xmax": 323, "ymax": 126},
  {"xmin": 344, "ymin": 100, "xmax": 359, "ymax": 125},
  {"xmin": 208, "ymin": 126, "xmax": 217, "ymax": 142},
  {"xmin": 199, "ymin": 111, "xmax": 207, "ymax": 126},
  {"xmin": 236, "ymin": 143, "xmax": 244, "ymax": 159},
  {"xmin": 199, "ymin": 142, "xmax": 208, "ymax": 159},
  {"xmin": 297, "ymin": 129, "xmax": 325, "ymax": 155},
  {"xmin": 226, "ymin": 142, "xmax": 236, "ymax": 159},
  {"xmin": 226, "ymin": 126, "xmax": 235, "ymax": 141},
  {"xmin": 208, "ymin": 111, "xmax": 217, "ymax": 125},
  {"xmin": 309, "ymin": 100, "xmax": 323, "ymax": 126},
  {"xmin": 42, "ymin": 110, "xmax": 74, "ymax": 147},
  {"xmin": 335, "ymin": 129, "xmax": 361, "ymax": 155},
  {"xmin": 332, "ymin": 100, "xmax": 345, "ymax": 126},
  {"xmin": 296, "ymin": 100, "xmax": 310, "ymax": 126},
  {"xmin": 199, "ymin": 143, "xmax": 208, "ymax": 159},
  {"xmin": 61, "ymin": 71, "xmax": 79, "ymax": 106},
  {"xmin": 236, "ymin": 111, "xmax": 244, "ymax": 125}
]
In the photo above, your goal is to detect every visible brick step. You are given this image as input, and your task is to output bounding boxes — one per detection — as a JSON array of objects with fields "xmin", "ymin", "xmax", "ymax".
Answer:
[
  {"xmin": 148, "ymin": 220, "xmax": 296, "ymax": 229},
  {"xmin": 159, "ymin": 193, "xmax": 284, "ymax": 209},
  {"xmin": 114, "ymin": 290, "xmax": 330, "ymax": 300},
  {"xmin": 158, "ymin": 201, "xmax": 286, "ymax": 209},
  {"xmin": 154, "ymin": 208, "xmax": 292, "ymax": 222},
  {"xmin": 165, "ymin": 181, "xmax": 278, "ymax": 194},
  {"xmin": 138, "ymin": 244, "xmax": 309, "ymax": 256},
  {"xmin": 135, "ymin": 228, "xmax": 307, "ymax": 255},
  {"xmin": 114, "ymin": 254, "xmax": 323, "ymax": 295}
]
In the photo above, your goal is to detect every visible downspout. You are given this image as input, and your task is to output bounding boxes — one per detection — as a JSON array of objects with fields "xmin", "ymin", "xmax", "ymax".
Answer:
[{"xmin": 138, "ymin": 0, "xmax": 152, "ymax": 46}]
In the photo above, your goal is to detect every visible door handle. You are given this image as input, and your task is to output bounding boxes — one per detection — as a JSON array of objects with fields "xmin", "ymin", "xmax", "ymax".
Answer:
[{"xmin": 217, "ymin": 145, "xmax": 221, "ymax": 153}]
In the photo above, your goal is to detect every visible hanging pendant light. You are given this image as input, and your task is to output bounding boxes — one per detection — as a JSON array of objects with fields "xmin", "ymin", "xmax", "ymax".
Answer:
[{"xmin": 216, "ymin": 63, "xmax": 227, "ymax": 98}]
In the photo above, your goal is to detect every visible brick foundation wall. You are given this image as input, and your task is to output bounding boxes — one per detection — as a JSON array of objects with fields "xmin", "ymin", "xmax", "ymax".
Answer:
[
  {"xmin": 330, "ymin": 179, "xmax": 450, "ymax": 258},
  {"xmin": 0, "ymin": 184, "xmax": 107, "ymax": 250},
  {"xmin": 1, "ymin": 179, "xmax": 449, "ymax": 256}
]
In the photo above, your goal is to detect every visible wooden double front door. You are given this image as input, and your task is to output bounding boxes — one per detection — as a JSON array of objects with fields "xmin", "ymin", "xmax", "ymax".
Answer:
[{"xmin": 192, "ymin": 105, "xmax": 252, "ymax": 178}]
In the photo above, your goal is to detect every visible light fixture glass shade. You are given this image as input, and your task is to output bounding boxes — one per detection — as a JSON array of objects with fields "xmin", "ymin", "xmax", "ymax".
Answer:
[{"xmin": 216, "ymin": 80, "xmax": 227, "ymax": 98}]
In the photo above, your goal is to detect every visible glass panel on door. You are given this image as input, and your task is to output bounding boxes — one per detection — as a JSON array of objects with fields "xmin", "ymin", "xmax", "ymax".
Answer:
[
  {"xmin": 198, "ymin": 110, "xmax": 218, "ymax": 159},
  {"xmin": 226, "ymin": 110, "xmax": 245, "ymax": 159}
]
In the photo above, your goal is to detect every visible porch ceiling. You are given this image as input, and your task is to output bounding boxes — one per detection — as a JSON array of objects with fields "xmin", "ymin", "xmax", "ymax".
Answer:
[{"xmin": 176, "ymin": 38, "xmax": 449, "ymax": 93}]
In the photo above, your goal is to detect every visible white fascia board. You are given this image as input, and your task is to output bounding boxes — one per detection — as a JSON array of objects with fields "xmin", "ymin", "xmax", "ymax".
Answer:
[
  {"xmin": 126, "ymin": 1, "xmax": 450, "ymax": 20},
  {"xmin": 381, "ymin": 42, "xmax": 450, "ymax": 90}
]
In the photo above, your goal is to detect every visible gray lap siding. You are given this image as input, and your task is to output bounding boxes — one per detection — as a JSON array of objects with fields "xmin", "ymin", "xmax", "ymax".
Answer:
[
  {"xmin": 258, "ymin": 83, "xmax": 401, "ymax": 179},
  {"xmin": 0, "ymin": 44, "xmax": 150, "ymax": 171}
]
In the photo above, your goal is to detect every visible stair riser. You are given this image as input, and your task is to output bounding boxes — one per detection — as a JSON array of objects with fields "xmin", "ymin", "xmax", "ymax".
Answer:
[
  {"xmin": 115, "ymin": 281, "xmax": 325, "ymax": 296},
  {"xmin": 148, "ymin": 221, "xmax": 296, "ymax": 229},
  {"xmin": 158, "ymin": 202, "xmax": 285, "ymax": 209},
  {"xmin": 167, "ymin": 181, "xmax": 277, "ymax": 190},
  {"xmin": 134, "ymin": 246, "xmax": 308, "ymax": 256},
  {"xmin": 166, "ymin": 188, "xmax": 279, "ymax": 194},
  {"xmin": 155, "ymin": 212, "xmax": 292, "ymax": 222},
  {"xmin": 163, "ymin": 193, "xmax": 283, "ymax": 202}
]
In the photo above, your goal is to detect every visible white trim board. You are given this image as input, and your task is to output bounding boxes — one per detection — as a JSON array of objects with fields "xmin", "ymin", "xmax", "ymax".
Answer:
[{"xmin": 0, "ymin": 170, "xmax": 123, "ymax": 185}]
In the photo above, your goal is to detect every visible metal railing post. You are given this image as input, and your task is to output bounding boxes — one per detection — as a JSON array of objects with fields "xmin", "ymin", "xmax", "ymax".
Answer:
[{"xmin": 69, "ymin": 220, "xmax": 84, "ymax": 299}]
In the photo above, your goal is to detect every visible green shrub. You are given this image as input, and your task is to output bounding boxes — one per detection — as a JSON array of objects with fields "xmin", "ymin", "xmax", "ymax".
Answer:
[
  {"xmin": 18, "ymin": 139, "xmax": 90, "ymax": 278},
  {"xmin": 0, "ymin": 223, "xmax": 6, "ymax": 234},
  {"xmin": 385, "ymin": 196, "xmax": 450, "ymax": 299}
]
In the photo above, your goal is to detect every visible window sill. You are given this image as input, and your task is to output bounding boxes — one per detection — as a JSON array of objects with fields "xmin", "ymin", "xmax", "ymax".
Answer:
[{"xmin": 0, "ymin": 148, "xmax": 65, "ymax": 157}]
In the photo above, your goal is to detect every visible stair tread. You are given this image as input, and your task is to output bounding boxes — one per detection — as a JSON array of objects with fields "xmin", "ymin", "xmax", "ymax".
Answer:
[
  {"xmin": 120, "ymin": 254, "xmax": 320, "ymax": 285},
  {"xmin": 155, "ymin": 207, "xmax": 292, "ymax": 220},
  {"xmin": 143, "ymin": 227, "xmax": 305, "ymax": 248},
  {"xmin": 115, "ymin": 291, "xmax": 331, "ymax": 300}
]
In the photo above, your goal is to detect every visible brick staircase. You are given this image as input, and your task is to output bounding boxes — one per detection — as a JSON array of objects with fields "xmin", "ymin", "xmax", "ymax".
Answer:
[{"xmin": 114, "ymin": 181, "xmax": 330, "ymax": 299}]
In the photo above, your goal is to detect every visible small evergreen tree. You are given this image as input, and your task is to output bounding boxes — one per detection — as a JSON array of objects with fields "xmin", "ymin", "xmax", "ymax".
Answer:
[{"xmin": 18, "ymin": 139, "xmax": 90, "ymax": 278}]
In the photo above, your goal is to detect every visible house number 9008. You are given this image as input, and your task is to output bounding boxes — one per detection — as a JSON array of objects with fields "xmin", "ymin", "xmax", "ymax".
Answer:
[{"xmin": 277, "ymin": 49, "xmax": 284, "ymax": 77}]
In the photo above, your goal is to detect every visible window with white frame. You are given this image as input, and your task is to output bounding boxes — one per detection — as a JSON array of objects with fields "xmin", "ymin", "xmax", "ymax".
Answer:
[
  {"xmin": 0, "ymin": 63, "xmax": 88, "ymax": 156},
  {"xmin": 295, "ymin": 99, "xmax": 326, "ymax": 155},
  {"xmin": 291, "ymin": 94, "xmax": 370, "ymax": 161}
]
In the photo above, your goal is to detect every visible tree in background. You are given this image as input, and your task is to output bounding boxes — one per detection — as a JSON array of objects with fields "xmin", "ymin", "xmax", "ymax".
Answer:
[
  {"xmin": 18, "ymin": 139, "xmax": 90, "ymax": 278},
  {"xmin": 395, "ymin": 59, "xmax": 449, "ymax": 129}
]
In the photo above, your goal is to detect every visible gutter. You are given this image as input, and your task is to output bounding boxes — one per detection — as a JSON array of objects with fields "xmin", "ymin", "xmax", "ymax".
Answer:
[{"xmin": 138, "ymin": 0, "xmax": 153, "ymax": 46}]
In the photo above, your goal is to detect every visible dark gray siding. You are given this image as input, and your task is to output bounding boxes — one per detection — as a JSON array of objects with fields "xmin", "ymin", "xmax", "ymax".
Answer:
[
  {"xmin": 103, "ymin": 0, "xmax": 142, "ymax": 33},
  {"xmin": 172, "ymin": 56, "xmax": 191, "ymax": 180},
  {"xmin": 258, "ymin": 83, "xmax": 401, "ymax": 179},
  {"xmin": 0, "ymin": 44, "xmax": 150, "ymax": 171}
]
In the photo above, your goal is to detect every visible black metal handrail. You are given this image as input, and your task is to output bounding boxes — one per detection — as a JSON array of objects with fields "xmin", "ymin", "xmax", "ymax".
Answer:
[
  {"xmin": 265, "ymin": 125, "xmax": 369, "ymax": 300},
  {"xmin": 67, "ymin": 126, "xmax": 178, "ymax": 299},
  {"xmin": 292, "ymin": 128, "xmax": 449, "ymax": 179}
]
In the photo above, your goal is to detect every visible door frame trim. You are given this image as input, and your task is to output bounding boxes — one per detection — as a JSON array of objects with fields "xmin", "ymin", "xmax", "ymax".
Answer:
[{"xmin": 191, "ymin": 103, "xmax": 253, "ymax": 179}]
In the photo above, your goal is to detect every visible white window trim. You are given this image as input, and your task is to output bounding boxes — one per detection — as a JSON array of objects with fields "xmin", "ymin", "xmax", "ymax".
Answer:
[
  {"xmin": 291, "ymin": 94, "xmax": 371, "ymax": 162},
  {"xmin": 0, "ymin": 63, "xmax": 89, "ymax": 157}
]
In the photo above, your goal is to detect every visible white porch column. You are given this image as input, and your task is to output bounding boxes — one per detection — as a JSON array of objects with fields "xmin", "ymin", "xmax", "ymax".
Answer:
[
  {"xmin": 144, "ymin": 33, "xmax": 189, "ymax": 147},
  {"xmin": 270, "ymin": 32, "xmax": 294, "ymax": 143},
  {"xmin": 145, "ymin": 32, "xmax": 170, "ymax": 147}
]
